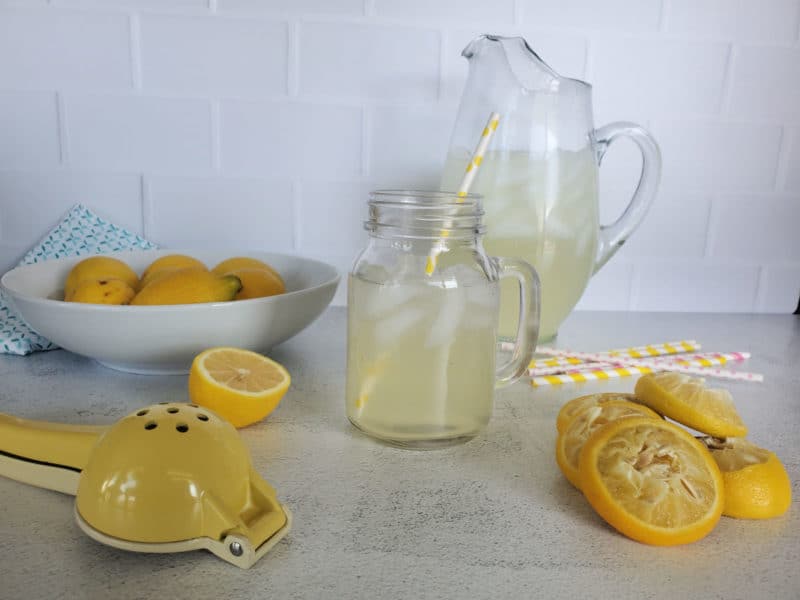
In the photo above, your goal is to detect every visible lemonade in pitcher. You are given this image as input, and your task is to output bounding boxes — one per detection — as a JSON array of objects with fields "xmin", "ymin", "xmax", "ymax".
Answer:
[{"xmin": 441, "ymin": 149, "xmax": 598, "ymax": 341}]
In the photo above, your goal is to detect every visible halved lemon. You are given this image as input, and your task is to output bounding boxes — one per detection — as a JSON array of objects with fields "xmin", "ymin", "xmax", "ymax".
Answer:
[
  {"xmin": 556, "ymin": 392, "xmax": 641, "ymax": 434},
  {"xmin": 188, "ymin": 347, "xmax": 291, "ymax": 428},
  {"xmin": 701, "ymin": 437, "xmax": 792, "ymax": 519},
  {"xmin": 635, "ymin": 372, "xmax": 747, "ymax": 438},
  {"xmin": 579, "ymin": 416, "xmax": 724, "ymax": 546},
  {"xmin": 556, "ymin": 400, "xmax": 661, "ymax": 489}
]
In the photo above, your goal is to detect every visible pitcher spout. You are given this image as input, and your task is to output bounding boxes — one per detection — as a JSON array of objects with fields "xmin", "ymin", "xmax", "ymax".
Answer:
[{"xmin": 463, "ymin": 34, "xmax": 563, "ymax": 92}]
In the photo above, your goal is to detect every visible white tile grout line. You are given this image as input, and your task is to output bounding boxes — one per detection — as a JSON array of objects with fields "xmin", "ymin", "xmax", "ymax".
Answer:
[
  {"xmin": 658, "ymin": 0, "xmax": 671, "ymax": 32},
  {"xmin": 754, "ymin": 264, "xmax": 769, "ymax": 312},
  {"xmin": 210, "ymin": 100, "xmax": 221, "ymax": 172},
  {"xmin": 361, "ymin": 106, "xmax": 371, "ymax": 178},
  {"xmin": 129, "ymin": 13, "xmax": 143, "ymax": 93},
  {"xmin": 628, "ymin": 263, "xmax": 641, "ymax": 310},
  {"xmin": 141, "ymin": 174, "xmax": 153, "ymax": 241},
  {"xmin": 287, "ymin": 20, "xmax": 299, "ymax": 98},
  {"xmin": 436, "ymin": 29, "xmax": 447, "ymax": 104},
  {"xmin": 55, "ymin": 92, "xmax": 69, "ymax": 167},
  {"xmin": 717, "ymin": 43, "xmax": 736, "ymax": 116},
  {"xmin": 773, "ymin": 125, "xmax": 793, "ymax": 193},
  {"xmin": 702, "ymin": 195, "xmax": 718, "ymax": 259},
  {"xmin": 513, "ymin": 0, "xmax": 523, "ymax": 25},
  {"xmin": 292, "ymin": 180, "xmax": 302, "ymax": 252},
  {"xmin": 582, "ymin": 35, "xmax": 593, "ymax": 82},
  {"xmin": 363, "ymin": 0, "xmax": 375, "ymax": 17}
]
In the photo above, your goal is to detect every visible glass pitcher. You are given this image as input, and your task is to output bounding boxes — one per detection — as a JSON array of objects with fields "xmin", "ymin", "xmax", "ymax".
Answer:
[
  {"xmin": 345, "ymin": 191, "xmax": 540, "ymax": 448},
  {"xmin": 441, "ymin": 35, "xmax": 661, "ymax": 342}
]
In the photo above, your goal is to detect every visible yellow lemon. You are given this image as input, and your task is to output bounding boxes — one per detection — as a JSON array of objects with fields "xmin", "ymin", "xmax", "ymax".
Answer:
[
  {"xmin": 635, "ymin": 372, "xmax": 747, "ymax": 438},
  {"xmin": 188, "ymin": 347, "xmax": 291, "ymax": 428},
  {"xmin": 228, "ymin": 268, "xmax": 286, "ymax": 300},
  {"xmin": 64, "ymin": 256, "xmax": 139, "ymax": 300},
  {"xmin": 140, "ymin": 254, "xmax": 207, "ymax": 288},
  {"xmin": 131, "ymin": 269, "xmax": 241, "ymax": 305},
  {"xmin": 701, "ymin": 437, "xmax": 792, "ymax": 519},
  {"xmin": 69, "ymin": 278, "xmax": 136, "ymax": 305},
  {"xmin": 556, "ymin": 399, "xmax": 661, "ymax": 489},
  {"xmin": 212, "ymin": 257, "xmax": 284, "ymax": 286},
  {"xmin": 579, "ymin": 417, "xmax": 724, "ymax": 546}
]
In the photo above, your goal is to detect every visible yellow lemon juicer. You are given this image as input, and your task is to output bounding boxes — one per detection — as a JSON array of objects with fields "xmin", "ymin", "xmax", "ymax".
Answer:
[{"xmin": 0, "ymin": 402, "xmax": 291, "ymax": 568}]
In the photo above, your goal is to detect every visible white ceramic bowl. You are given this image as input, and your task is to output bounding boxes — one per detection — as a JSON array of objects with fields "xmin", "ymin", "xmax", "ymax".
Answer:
[{"xmin": 1, "ymin": 249, "xmax": 340, "ymax": 374}]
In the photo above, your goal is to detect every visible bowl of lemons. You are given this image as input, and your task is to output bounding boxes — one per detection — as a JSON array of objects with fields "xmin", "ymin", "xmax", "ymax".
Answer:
[{"xmin": 1, "ymin": 249, "xmax": 339, "ymax": 374}]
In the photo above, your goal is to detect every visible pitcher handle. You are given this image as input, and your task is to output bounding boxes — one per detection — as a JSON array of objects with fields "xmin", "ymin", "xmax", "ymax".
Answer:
[
  {"xmin": 592, "ymin": 122, "xmax": 662, "ymax": 272},
  {"xmin": 494, "ymin": 257, "xmax": 540, "ymax": 388}
]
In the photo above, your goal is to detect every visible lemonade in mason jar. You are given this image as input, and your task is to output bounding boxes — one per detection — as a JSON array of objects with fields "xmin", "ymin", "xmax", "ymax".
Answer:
[{"xmin": 345, "ymin": 191, "xmax": 540, "ymax": 448}]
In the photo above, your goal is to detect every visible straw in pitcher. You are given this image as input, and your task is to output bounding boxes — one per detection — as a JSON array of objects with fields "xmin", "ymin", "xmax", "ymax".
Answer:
[{"xmin": 425, "ymin": 112, "xmax": 500, "ymax": 276}]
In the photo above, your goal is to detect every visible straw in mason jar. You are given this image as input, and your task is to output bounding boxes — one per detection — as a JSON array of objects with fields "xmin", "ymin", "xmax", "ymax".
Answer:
[{"xmin": 425, "ymin": 112, "xmax": 500, "ymax": 276}]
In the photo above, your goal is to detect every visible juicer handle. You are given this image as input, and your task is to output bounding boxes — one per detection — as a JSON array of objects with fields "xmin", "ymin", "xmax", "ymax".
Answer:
[
  {"xmin": 494, "ymin": 257, "xmax": 540, "ymax": 388},
  {"xmin": 593, "ymin": 122, "xmax": 662, "ymax": 272},
  {"xmin": 0, "ymin": 413, "xmax": 106, "ymax": 495}
]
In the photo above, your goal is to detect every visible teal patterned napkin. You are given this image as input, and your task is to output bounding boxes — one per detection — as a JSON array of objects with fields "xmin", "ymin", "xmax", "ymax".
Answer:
[{"xmin": 0, "ymin": 204, "xmax": 156, "ymax": 355}]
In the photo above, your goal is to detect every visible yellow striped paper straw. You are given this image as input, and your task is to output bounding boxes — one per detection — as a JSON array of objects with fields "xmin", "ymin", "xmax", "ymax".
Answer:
[
  {"xmin": 537, "ymin": 348, "xmax": 763, "ymax": 382},
  {"xmin": 603, "ymin": 340, "xmax": 700, "ymax": 358},
  {"xmin": 425, "ymin": 112, "xmax": 500, "ymax": 276},
  {"xmin": 531, "ymin": 365, "xmax": 655, "ymax": 387}
]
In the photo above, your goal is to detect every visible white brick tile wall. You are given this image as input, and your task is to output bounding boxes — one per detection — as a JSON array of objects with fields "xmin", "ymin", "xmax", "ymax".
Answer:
[
  {"xmin": 140, "ymin": 15, "xmax": 288, "ymax": 95},
  {"xmin": 0, "ymin": 3, "xmax": 798, "ymax": 314},
  {"xmin": 64, "ymin": 95, "xmax": 213, "ymax": 172},
  {"xmin": 786, "ymin": 128, "xmax": 800, "ymax": 192},
  {"xmin": 375, "ymin": 0, "xmax": 515, "ymax": 24},
  {"xmin": 709, "ymin": 195, "xmax": 800, "ymax": 261},
  {"xmin": 668, "ymin": 0, "xmax": 800, "ymax": 44},
  {"xmin": 297, "ymin": 181, "xmax": 370, "ymax": 257},
  {"xmin": 55, "ymin": 1, "xmax": 209, "ymax": 10},
  {"xmin": 146, "ymin": 176, "xmax": 294, "ymax": 250},
  {"xmin": 217, "ymin": 0, "xmax": 363, "ymax": 15},
  {"xmin": 575, "ymin": 260, "xmax": 634, "ymax": 310},
  {"xmin": 219, "ymin": 101, "xmax": 362, "ymax": 178},
  {"xmin": 0, "ymin": 8, "xmax": 132, "ymax": 90},
  {"xmin": 368, "ymin": 106, "xmax": 453, "ymax": 187},
  {"xmin": 0, "ymin": 91, "xmax": 60, "ymax": 169},
  {"xmin": 759, "ymin": 265, "xmax": 800, "ymax": 312},
  {"xmin": 652, "ymin": 120, "xmax": 783, "ymax": 192},
  {"xmin": 729, "ymin": 46, "xmax": 800, "ymax": 121},
  {"xmin": 619, "ymin": 191, "xmax": 712, "ymax": 259},
  {"xmin": 520, "ymin": 0, "xmax": 663, "ymax": 31},
  {"xmin": 0, "ymin": 243, "xmax": 25, "ymax": 276},
  {"xmin": 0, "ymin": 172, "xmax": 143, "ymax": 244},
  {"xmin": 591, "ymin": 38, "xmax": 729, "ymax": 118},
  {"xmin": 298, "ymin": 22, "xmax": 440, "ymax": 102},
  {"xmin": 634, "ymin": 262, "xmax": 761, "ymax": 312}
]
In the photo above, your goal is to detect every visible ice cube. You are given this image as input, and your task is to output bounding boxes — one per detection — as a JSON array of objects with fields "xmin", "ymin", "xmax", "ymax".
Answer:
[{"xmin": 425, "ymin": 285, "xmax": 467, "ymax": 348}]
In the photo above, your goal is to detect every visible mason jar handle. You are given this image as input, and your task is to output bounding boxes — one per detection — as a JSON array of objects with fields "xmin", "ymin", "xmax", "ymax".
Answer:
[
  {"xmin": 494, "ymin": 257, "xmax": 540, "ymax": 388},
  {"xmin": 593, "ymin": 122, "xmax": 662, "ymax": 272}
]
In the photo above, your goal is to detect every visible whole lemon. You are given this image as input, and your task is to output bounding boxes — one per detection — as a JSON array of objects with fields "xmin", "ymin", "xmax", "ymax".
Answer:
[
  {"xmin": 64, "ymin": 256, "xmax": 139, "ymax": 301},
  {"xmin": 141, "ymin": 254, "xmax": 207, "ymax": 288},
  {"xmin": 70, "ymin": 278, "xmax": 136, "ymax": 305},
  {"xmin": 228, "ymin": 268, "xmax": 286, "ymax": 300},
  {"xmin": 212, "ymin": 257, "xmax": 284, "ymax": 286},
  {"xmin": 131, "ymin": 268, "xmax": 241, "ymax": 305}
]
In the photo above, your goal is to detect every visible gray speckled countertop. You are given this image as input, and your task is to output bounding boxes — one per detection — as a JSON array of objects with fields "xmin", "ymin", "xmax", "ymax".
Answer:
[{"xmin": 1, "ymin": 308, "xmax": 798, "ymax": 600}]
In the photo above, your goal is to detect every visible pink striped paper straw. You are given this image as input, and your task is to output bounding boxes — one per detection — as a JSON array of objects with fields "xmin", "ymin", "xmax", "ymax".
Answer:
[
  {"xmin": 529, "ymin": 353, "xmax": 752, "ymax": 378},
  {"xmin": 537, "ymin": 348, "xmax": 763, "ymax": 382},
  {"xmin": 652, "ymin": 352, "xmax": 750, "ymax": 366}
]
